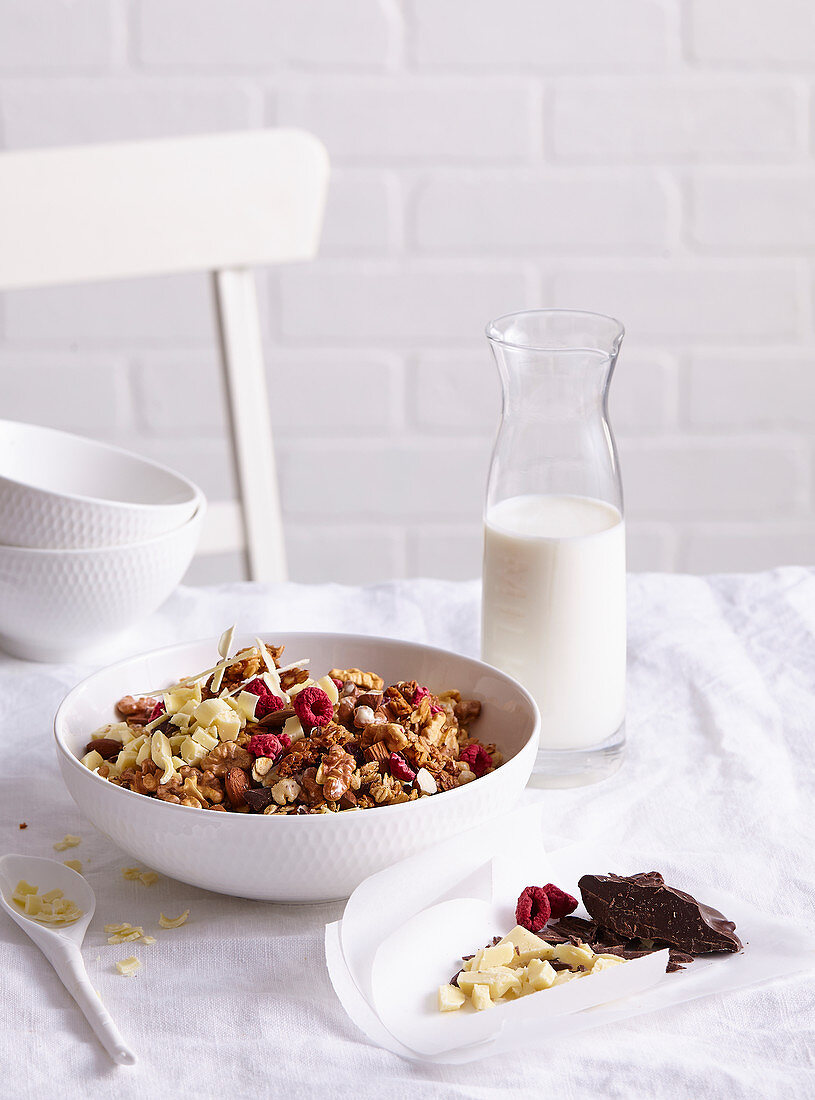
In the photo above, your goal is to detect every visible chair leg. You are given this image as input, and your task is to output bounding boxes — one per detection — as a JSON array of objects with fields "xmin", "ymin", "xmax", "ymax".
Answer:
[{"xmin": 212, "ymin": 267, "xmax": 287, "ymax": 584}]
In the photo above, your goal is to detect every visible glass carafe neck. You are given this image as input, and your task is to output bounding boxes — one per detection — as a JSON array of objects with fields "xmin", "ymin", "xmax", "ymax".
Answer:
[{"xmin": 485, "ymin": 310, "xmax": 625, "ymax": 515}]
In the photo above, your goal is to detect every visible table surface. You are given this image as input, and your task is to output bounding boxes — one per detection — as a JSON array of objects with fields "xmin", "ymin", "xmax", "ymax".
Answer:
[{"xmin": 1, "ymin": 572, "xmax": 813, "ymax": 1100}]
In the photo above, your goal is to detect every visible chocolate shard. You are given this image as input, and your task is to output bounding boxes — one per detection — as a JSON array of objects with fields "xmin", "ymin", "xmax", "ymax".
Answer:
[
  {"xmin": 548, "ymin": 915, "xmax": 598, "ymax": 943},
  {"xmin": 243, "ymin": 787, "xmax": 274, "ymax": 812},
  {"xmin": 578, "ymin": 872, "xmax": 742, "ymax": 955}
]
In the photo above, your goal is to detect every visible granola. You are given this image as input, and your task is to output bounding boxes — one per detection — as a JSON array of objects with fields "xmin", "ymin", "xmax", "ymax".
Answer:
[{"xmin": 80, "ymin": 631, "xmax": 501, "ymax": 815}]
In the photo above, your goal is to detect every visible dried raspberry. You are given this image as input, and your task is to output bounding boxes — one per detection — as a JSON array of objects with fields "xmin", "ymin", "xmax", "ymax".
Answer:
[
  {"xmin": 389, "ymin": 753, "xmax": 416, "ymax": 783},
  {"xmin": 459, "ymin": 744, "xmax": 492, "ymax": 778},
  {"xmin": 247, "ymin": 733, "xmax": 283, "ymax": 760},
  {"xmin": 412, "ymin": 685, "xmax": 431, "ymax": 705},
  {"xmin": 244, "ymin": 678, "xmax": 285, "ymax": 720},
  {"xmin": 293, "ymin": 685, "xmax": 333, "ymax": 729},
  {"xmin": 148, "ymin": 701, "xmax": 165, "ymax": 723},
  {"xmin": 430, "ymin": 704, "xmax": 443, "ymax": 715},
  {"xmin": 515, "ymin": 886, "xmax": 551, "ymax": 933},
  {"xmin": 331, "ymin": 678, "xmax": 344, "ymax": 691},
  {"xmin": 542, "ymin": 883, "xmax": 578, "ymax": 920},
  {"xmin": 279, "ymin": 732, "xmax": 291, "ymax": 750}
]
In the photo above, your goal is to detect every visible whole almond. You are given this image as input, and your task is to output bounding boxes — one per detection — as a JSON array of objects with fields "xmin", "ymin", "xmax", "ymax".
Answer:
[
  {"xmin": 85, "ymin": 737, "xmax": 122, "ymax": 760},
  {"xmin": 225, "ymin": 767, "xmax": 250, "ymax": 808}
]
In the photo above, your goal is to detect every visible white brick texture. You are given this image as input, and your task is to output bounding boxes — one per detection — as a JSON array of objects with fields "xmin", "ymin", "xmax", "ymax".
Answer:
[
  {"xmin": 552, "ymin": 265, "xmax": 800, "ymax": 340},
  {"xmin": 0, "ymin": 1, "xmax": 115, "ymax": 71},
  {"xmin": 414, "ymin": 172, "xmax": 672, "ymax": 254},
  {"xmin": 137, "ymin": 0, "xmax": 398, "ymax": 69},
  {"xmin": 280, "ymin": 264, "xmax": 533, "ymax": 343},
  {"xmin": 691, "ymin": 172, "xmax": 815, "ymax": 250},
  {"xmin": 277, "ymin": 79, "xmax": 535, "ymax": 160},
  {"xmin": 687, "ymin": 353, "xmax": 815, "ymax": 428},
  {"xmin": 689, "ymin": 0, "xmax": 815, "ymax": 66},
  {"xmin": 413, "ymin": 0, "xmax": 671, "ymax": 71},
  {"xmin": 551, "ymin": 81, "xmax": 802, "ymax": 162},
  {"xmin": 0, "ymin": 80, "xmax": 255, "ymax": 147},
  {"xmin": 0, "ymin": 0, "xmax": 813, "ymax": 582}
]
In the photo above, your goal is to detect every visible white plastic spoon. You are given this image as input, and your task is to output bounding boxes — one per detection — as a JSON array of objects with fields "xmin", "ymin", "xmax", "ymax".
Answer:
[{"xmin": 0, "ymin": 853, "xmax": 136, "ymax": 1065}]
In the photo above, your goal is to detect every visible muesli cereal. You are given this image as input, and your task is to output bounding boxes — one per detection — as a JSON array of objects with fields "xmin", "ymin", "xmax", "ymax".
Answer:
[{"xmin": 80, "ymin": 632, "xmax": 501, "ymax": 815}]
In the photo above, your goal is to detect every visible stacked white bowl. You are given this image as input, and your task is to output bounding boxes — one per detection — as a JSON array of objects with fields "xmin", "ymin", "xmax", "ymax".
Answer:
[{"xmin": 0, "ymin": 419, "xmax": 205, "ymax": 662}]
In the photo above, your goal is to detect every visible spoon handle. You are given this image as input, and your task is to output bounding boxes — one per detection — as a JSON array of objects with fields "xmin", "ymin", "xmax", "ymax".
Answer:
[{"xmin": 48, "ymin": 942, "xmax": 137, "ymax": 1065}]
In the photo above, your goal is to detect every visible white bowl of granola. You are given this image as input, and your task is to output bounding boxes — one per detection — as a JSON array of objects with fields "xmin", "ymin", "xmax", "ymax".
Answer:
[{"xmin": 54, "ymin": 632, "xmax": 539, "ymax": 902}]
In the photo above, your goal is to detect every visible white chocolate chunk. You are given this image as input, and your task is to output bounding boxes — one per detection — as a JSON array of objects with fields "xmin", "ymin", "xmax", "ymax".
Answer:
[
  {"xmin": 180, "ymin": 736, "xmax": 207, "ymax": 766},
  {"xmin": 469, "ymin": 942, "xmax": 515, "ymax": 972},
  {"xmin": 471, "ymin": 984, "xmax": 493, "ymax": 1011},
  {"xmin": 282, "ymin": 715, "xmax": 304, "ymax": 743},
  {"xmin": 317, "ymin": 675, "xmax": 339, "ymax": 705},
  {"xmin": 191, "ymin": 727, "xmax": 218, "ymax": 751},
  {"xmin": 115, "ymin": 956, "xmax": 141, "ymax": 977},
  {"xmin": 592, "ymin": 954, "xmax": 626, "ymax": 972},
  {"xmin": 552, "ymin": 968, "xmax": 584, "ymax": 986},
  {"xmin": 437, "ymin": 984, "xmax": 466, "ymax": 1012},
  {"xmin": 457, "ymin": 966, "xmax": 521, "ymax": 1000},
  {"xmin": 525, "ymin": 958, "xmax": 557, "ymax": 990},
  {"xmin": 81, "ymin": 750, "xmax": 104, "ymax": 770},
  {"xmin": 229, "ymin": 691, "xmax": 259, "ymax": 723},
  {"xmin": 498, "ymin": 925, "xmax": 554, "ymax": 966},
  {"xmin": 552, "ymin": 942, "xmax": 596, "ymax": 969}
]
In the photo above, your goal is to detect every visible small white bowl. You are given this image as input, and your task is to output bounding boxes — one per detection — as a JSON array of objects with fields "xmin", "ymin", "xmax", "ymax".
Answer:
[
  {"xmin": 54, "ymin": 633, "xmax": 540, "ymax": 902},
  {"xmin": 0, "ymin": 500, "xmax": 205, "ymax": 662},
  {"xmin": 0, "ymin": 418, "xmax": 201, "ymax": 548}
]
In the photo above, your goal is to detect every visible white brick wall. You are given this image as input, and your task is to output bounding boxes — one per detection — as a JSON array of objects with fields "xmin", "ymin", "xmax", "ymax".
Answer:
[{"xmin": 0, "ymin": 0, "xmax": 814, "ymax": 581}]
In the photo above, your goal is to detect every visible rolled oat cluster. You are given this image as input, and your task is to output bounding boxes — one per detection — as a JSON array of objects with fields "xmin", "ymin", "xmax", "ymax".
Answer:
[{"xmin": 81, "ymin": 635, "xmax": 500, "ymax": 815}]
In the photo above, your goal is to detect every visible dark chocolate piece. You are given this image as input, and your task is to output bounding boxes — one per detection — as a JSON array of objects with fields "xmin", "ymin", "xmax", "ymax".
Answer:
[
  {"xmin": 548, "ymin": 915, "xmax": 598, "ymax": 942},
  {"xmin": 578, "ymin": 872, "xmax": 742, "ymax": 955},
  {"xmin": 243, "ymin": 787, "xmax": 274, "ymax": 812}
]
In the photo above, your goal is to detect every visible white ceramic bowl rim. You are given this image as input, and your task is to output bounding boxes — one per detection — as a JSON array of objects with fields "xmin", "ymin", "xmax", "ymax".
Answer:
[
  {"xmin": 0, "ymin": 418, "xmax": 201, "ymax": 512},
  {"xmin": 54, "ymin": 631, "xmax": 540, "ymax": 824},
  {"xmin": 0, "ymin": 494, "xmax": 206, "ymax": 556}
]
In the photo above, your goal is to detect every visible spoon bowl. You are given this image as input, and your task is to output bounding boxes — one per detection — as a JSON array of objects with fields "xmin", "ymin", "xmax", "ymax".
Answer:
[{"xmin": 0, "ymin": 853, "xmax": 136, "ymax": 1065}]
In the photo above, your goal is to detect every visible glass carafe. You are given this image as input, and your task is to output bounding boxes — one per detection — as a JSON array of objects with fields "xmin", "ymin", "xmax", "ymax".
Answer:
[{"xmin": 481, "ymin": 310, "xmax": 626, "ymax": 787}]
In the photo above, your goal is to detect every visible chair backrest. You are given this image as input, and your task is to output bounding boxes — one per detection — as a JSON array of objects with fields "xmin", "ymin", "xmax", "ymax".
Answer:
[
  {"xmin": 0, "ymin": 128, "xmax": 329, "ymax": 288},
  {"xmin": 0, "ymin": 130, "xmax": 330, "ymax": 583}
]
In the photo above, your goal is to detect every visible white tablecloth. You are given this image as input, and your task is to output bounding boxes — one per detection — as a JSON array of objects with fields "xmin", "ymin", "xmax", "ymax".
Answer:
[{"xmin": 1, "ymin": 572, "xmax": 813, "ymax": 1099}]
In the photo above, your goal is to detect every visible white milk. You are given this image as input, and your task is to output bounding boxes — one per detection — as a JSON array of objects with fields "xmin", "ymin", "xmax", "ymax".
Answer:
[{"xmin": 482, "ymin": 494, "xmax": 626, "ymax": 751}]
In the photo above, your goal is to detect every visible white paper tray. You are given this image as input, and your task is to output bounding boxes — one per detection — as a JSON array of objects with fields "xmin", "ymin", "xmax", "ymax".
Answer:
[{"xmin": 325, "ymin": 804, "xmax": 814, "ymax": 1064}]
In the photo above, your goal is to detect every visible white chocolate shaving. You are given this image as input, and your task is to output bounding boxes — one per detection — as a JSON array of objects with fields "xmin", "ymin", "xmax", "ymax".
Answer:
[
  {"xmin": 53, "ymin": 835, "xmax": 81, "ymax": 852},
  {"xmin": 159, "ymin": 909, "xmax": 190, "ymax": 929}
]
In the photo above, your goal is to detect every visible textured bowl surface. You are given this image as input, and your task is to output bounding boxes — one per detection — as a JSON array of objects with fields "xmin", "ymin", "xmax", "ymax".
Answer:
[
  {"xmin": 55, "ymin": 633, "xmax": 540, "ymax": 901},
  {"xmin": 0, "ymin": 502, "xmax": 204, "ymax": 662},
  {"xmin": 0, "ymin": 418, "xmax": 200, "ymax": 548}
]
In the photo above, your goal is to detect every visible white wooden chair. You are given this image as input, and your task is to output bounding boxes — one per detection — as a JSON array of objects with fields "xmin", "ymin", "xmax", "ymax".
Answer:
[{"xmin": 0, "ymin": 129, "xmax": 330, "ymax": 583}]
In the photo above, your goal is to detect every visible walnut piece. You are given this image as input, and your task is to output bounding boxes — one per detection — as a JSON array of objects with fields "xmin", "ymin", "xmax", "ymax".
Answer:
[
  {"xmin": 329, "ymin": 668, "xmax": 384, "ymax": 691},
  {"xmin": 115, "ymin": 695, "xmax": 158, "ymax": 724},
  {"xmin": 321, "ymin": 745, "xmax": 356, "ymax": 801}
]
